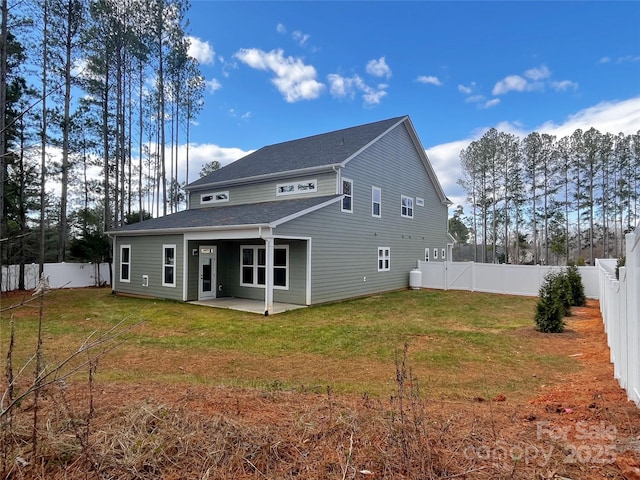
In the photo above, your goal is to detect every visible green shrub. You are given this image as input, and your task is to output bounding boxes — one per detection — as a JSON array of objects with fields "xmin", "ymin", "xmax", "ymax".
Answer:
[
  {"xmin": 534, "ymin": 271, "xmax": 567, "ymax": 333},
  {"xmin": 566, "ymin": 265, "xmax": 586, "ymax": 307}
]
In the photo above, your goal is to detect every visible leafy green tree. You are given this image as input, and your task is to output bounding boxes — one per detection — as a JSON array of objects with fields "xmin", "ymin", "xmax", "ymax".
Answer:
[
  {"xmin": 566, "ymin": 265, "xmax": 586, "ymax": 306},
  {"xmin": 535, "ymin": 271, "xmax": 567, "ymax": 333},
  {"xmin": 199, "ymin": 160, "xmax": 221, "ymax": 178}
]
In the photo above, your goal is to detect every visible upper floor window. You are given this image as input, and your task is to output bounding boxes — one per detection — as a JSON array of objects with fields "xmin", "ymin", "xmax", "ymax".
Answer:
[
  {"xmin": 401, "ymin": 195, "xmax": 414, "ymax": 218},
  {"xmin": 416, "ymin": 197, "xmax": 424, "ymax": 207},
  {"xmin": 341, "ymin": 178, "xmax": 353, "ymax": 213},
  {"xmin": 120, "ymin": 245, "xmax": 131, "ymax": 282},
  {"xmin": 201, "ymin": 191, "xmax": 229, "ymax": 204},
  {"xmin": 276, "ymin": 179, "xmax": 317, "ymax": 196},
  {"xmin": 162, "ymin": 245, "xmax": 176, "ymax": 287},
  {"xmin": 372, "ymin": 186, "xmax": 381, "ymax": 218}
]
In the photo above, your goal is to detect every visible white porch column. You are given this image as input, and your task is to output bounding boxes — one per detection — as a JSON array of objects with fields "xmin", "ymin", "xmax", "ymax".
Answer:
[{"xmin": 264, "ymin": 236, "xmax": 274, "ymax": 316}]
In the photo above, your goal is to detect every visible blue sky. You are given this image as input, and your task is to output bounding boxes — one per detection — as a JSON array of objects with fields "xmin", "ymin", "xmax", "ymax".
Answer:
[{"xmin": 183, "ymin": 1, "xmax": 640, "ymax": 210}]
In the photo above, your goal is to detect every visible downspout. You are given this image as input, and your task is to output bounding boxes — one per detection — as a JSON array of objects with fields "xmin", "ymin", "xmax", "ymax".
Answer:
[{"xmin": 110, "ymin": 234, "xmax": 116, "ymax": 293}]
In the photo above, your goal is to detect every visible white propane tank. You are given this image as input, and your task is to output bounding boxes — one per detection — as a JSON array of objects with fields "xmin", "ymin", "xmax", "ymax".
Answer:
[{"xmin": 409, "ymin": 268, "xmax": 422, "ymax": 290}]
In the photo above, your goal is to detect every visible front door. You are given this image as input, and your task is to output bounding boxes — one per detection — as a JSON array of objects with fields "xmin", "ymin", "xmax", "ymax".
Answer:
[{"xmin": 198, "ymin": 246, "xmax": 217, "ymax": 300}]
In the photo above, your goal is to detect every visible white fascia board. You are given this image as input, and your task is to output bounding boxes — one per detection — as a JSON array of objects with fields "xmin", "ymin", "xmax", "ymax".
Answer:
[
  {"xmin": 184, "ymin": 227, "xmax": 271, "ymax": 241},
  {"xmin": 270, "ymin": 196, "xmax": 343, "ymax": 228},
  {"xmin": 108, "ymin": 224, "xmax": 269, "ymax": 238}
]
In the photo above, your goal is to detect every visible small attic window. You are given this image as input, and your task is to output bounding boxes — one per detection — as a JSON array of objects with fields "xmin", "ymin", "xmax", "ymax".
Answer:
[
  {"xmin": 276, "ymin": 179, "xmax": 317, "ymax": 196},
  {"xmin": 201, "ymin": 191, "xmax": 229, "ymax": 204}
]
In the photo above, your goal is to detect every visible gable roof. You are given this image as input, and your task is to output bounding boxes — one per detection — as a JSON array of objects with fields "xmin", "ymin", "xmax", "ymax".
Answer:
[
  {"xmin": 187, "ymin": 116, "xmax": 407, "ymax": 189},
  {"xmin": 109, "ymin": 195, "xmax": 341, "ymax": 236}
]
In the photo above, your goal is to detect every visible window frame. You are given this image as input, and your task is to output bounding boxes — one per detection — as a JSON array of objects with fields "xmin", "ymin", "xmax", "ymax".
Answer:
[
  {"xmin": 378, "ymin": 247, "xmax": 391, "ymax": 272},
  {"xmin": 200, "ymin": 191, "xmax": 229, "ymax": 205},
  {"xmin": 433, "ymin": 248, "xmax": 438, "ymax": 260},
  {"xmin": 240, "ymin": 245, "xmax": 289, "ymax": 290},
  {"xmin": 162, "ymin": 244, "xmax": 177, "ymax": 287},
  {"xmin": 401, "ymin": 195, "xmax": 414, "ymax": 218},
  {"xmin": 424, "ymin": 248, "xmax": 430, "ymax": 262},
  {"xmin": 341, "ymin": 178, "xmax": 353, "ymax": 213},
  {"xmin": 372, "ymin": 186, "xmax": 381, "ymax": 218},
  {"xmin": 441, "ymin": 248, "xmax": 446, "ymax": 260},
  {"xmin": 119, "ymin": 245, "xmax": 131, "ymax": 283},
  {"xmin": 276, "ymin": 179, "xmax": 317, "ymax": 196}
]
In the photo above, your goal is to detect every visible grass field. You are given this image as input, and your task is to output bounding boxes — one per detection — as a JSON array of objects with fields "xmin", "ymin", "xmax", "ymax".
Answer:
[{"xmin": 1, "ymin": 287, "xmax": 578, "ymax": 401}]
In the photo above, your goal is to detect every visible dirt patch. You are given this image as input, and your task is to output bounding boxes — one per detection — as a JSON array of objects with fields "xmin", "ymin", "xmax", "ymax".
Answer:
[{"xmin": 3, "ymin": 299, "xmax": 640, "ymax": 479}]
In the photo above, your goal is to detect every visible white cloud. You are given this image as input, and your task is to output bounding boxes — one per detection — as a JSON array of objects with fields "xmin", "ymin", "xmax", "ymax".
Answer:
[
  {"xmin": 493, "ymin": 65, "xmax": 576, "ymax": 96},
  {"xmin": 458, "ymin": 83, "xmax": 474, "ymax": 94},
  {"xmin": 600, "ymin": 54, "xmax": 640, "ymax": 64},
  {"xmin": 616, "ymin": 55, "xmax": 640, "ymax": 64},
  {"xmin": 183, "ymin": 143, "xmax": 253, "ymax": 179},
  {"xmin": 366, "ymin": 56, "xmax": 392, "ymax": 79},
  {"xmin": 327, "ymin": 73, "xmax": 388, "ymax": 106},
  {"xmin": 234, "ymin": 48, "xmax": 324, "ymax": 102},
  {"xmin": 537, "ymin": 96, "xmax": 640, "ymax": 138},
  {"xmin": 187, "ymin": 36, "xmax": 215, "ymax": 65},
  {"xmin": 205, "ymin": 78, "xmax": 222, "ymax": 93},
  {"xmin": 416, "ymin": 75, "xmax": 442, "ymax": 86},
  {"xmin": 524, "ymin": 65, "xmax": 550, "ymax": 81},
  {"xmin": 551, "ymin": 80, "xmax": 578, "ymax": 92},
  {"xmin": 465, "ymin": 94, "xmax": 485, "ymax": 104},
  {"xmin": 292, "ymin": 30, "xmax": 310, "ymax": 46},
  {"xmin": 492, "ymin": 74, "xmax": 529, "ymax": 95},
  {"xmin": 276, "ymin": 23, "xmax": 286, "ymax": 34},
  {"xmin": 483, "ymin": 98, "xmax": 500, "ymax": 109}
]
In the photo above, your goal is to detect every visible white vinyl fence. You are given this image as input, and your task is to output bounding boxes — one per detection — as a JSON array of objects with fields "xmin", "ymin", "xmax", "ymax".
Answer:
[
  {"xmin": 418, "ymin": 261, "xmax": 599, "ymax": 298},
  {"xmin": 1, "ymin": 262, "xmax": 111, "ymax": 292},
  {"xmin": 596, "ymin": 225, "xmax": 640, "ymax": 407}
]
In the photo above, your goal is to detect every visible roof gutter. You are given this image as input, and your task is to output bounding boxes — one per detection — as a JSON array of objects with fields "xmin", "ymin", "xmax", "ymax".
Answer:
[{"xmin": 107, "ymin": 223, "xmax": 270, "ymax": 237}]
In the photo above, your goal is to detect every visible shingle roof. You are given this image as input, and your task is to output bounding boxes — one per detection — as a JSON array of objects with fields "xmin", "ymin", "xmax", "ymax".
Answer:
[
  {"xmin": 187, "ymin": 116, "xmax": 407, "ymax": 188},
  {"xmin": 110, "ymin": 195, "xmax": 340, "ymax": 234}
]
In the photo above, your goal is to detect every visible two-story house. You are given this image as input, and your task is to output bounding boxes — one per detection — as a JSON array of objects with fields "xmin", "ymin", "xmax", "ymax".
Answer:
[{"xmin": 109, "ymin": 116, "xmax": 453, "ymax": 314}]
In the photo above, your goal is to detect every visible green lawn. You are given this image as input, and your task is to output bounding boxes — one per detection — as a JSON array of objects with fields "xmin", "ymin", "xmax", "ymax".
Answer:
[{"xmin": 0, "ymin": 288, "xmax": 579, "ymax": 400}]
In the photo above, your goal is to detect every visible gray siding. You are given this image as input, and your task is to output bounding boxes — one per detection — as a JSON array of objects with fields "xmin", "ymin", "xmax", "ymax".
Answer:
[
  {"xmin": 274, "ymin": 123, "xmax": 450, "ymax": 304},
  {"xmin": 113, "ymin": 235, "xmax": 184, "ymax": 301},
  {"xmin": 189, "ymin": 172, "xmax": 337, "ymax": 209}
]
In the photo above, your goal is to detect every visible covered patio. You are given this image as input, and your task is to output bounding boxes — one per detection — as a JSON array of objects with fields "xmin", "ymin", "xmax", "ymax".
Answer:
[{"xmin": 189, "ymin": 297, "xmax": 306, "ymax": 315}]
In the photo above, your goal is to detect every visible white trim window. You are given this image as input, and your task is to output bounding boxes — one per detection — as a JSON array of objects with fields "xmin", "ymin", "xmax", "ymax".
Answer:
[
  {"xmin": 201, "ymin": 191, "xmax": 229, "ymax": 204},
  {"xmin": 372, "ymin": 186, "xmax": 381, "ymax": 218},
  {"xmin": 378, "ymin": 247, "xmax": 390, "ymax": 272},
  {"xmin": 120, "ymin": 245, "xmax": 131, "ymax": 283},
  {"xmin": 401, "ymin": 195, "xmax": 414, "ymax": 218},
  {"xmin": 162, "ymin": 245, "xmax": 176, "ymax": 287},
  {"xmin": 341, "ymin": 178, "xmax": 353, "ymax": 213},
  {"xmin": 241, "ymin": 245, "xmax": 289, "ymax": 289},
  {"xmin": 273, "ymin": 246, "xmax": 289, "ymax": 288},
  {"xmin": 424, "ymin": 248, "xmax": 430, "ymax": 262},
  {"xmin": 416, "ymin": 197, "xmax": 424, "ymax": 207},
  {"xmin": 276, "ymin": 179, "xmax": 317, "ymax": 196},
  {"xmin": 441, "ymin": 248, "xmax": 446, "ymax": 260},
  {"xmin": 433, "ymin": 248, "xmax": 438, "ymax": 260}
]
